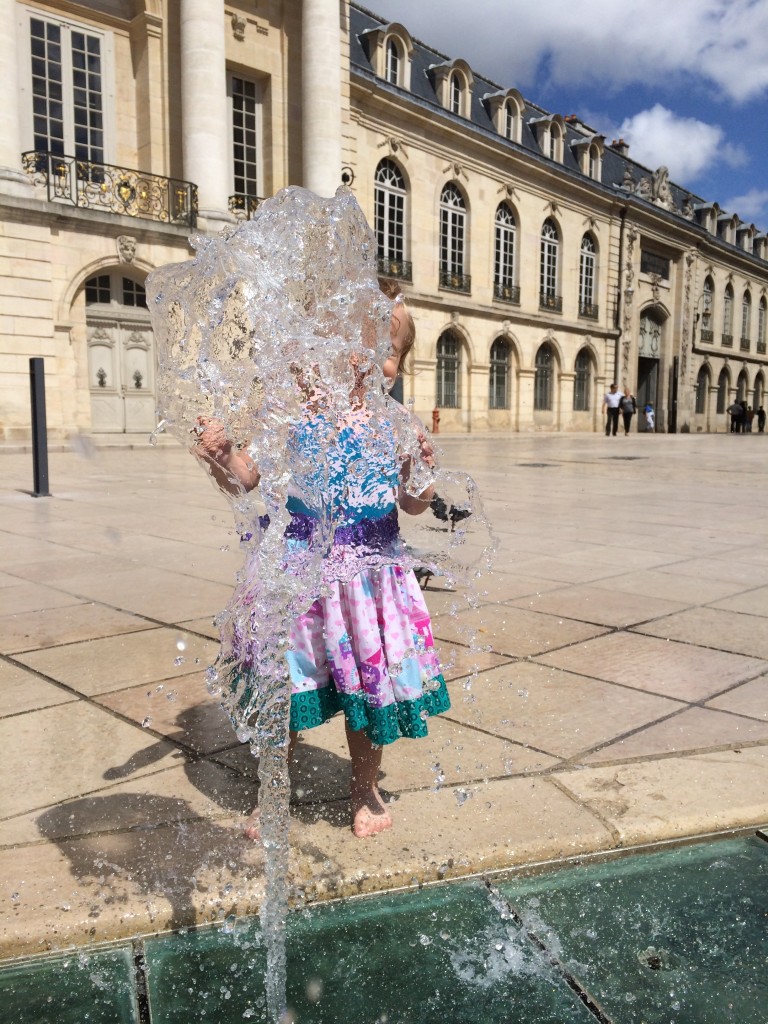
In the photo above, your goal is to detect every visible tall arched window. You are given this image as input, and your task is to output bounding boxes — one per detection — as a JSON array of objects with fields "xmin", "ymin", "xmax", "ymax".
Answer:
[
  {"xmin": 741, "ymin": 291, "xmax": 752, "ymax": 350},
  {"xmin": 534, "ymin": 343, "xmax": 554, "ymax": 410},
  {"xmin": 494, "ymin": 204, "xmax": 517, "ymax": 302},
  {"xmin": 489, "ymin": 338, "xmax": 510, "ymax": 409},
  {"xmin": 759, "ymin": 297, "xmax": 767, "ymax": 353},
  {"xmin": 701, "ymin": 276, "xmax": 714, "ymax": 341},
  {"xmin": 579, "ymin": 235, "xmax": 597, "ymax": 318},
  {"xmin": 539, "ymin": 219, "xmax": 560, "ymax": 310},
  {"xmin": 436, "ymin": 332, "xmax": 461, "ymax": 408},
  {"xmin": 374, "ymin": 159, "xmax": 407, "ymax": 277},
  {"xmin": 754, "ymin": 373, "xmax": 764, "ymax": 409},
  {"xmin": 385, "ymin": 37, "xmax": 401, "ymax": 85},
  {"xmin": 723, "ymin": 284, "xmax": 734, "ymax": 345},
  {"xmin": 588, "ymin": 145, "xmax": 600, "ymax": 180},
  {"xmin": 450, "ymin": 73, "xmax": 462, "ymax": 114},
  {"xmin": 737, "ymin": 371, "xmax": 748, "ymax": 403},
  {"xmin": 504, "ymin": 102, "xmax": 515, "ymax": 140},
  {"xmin": 573, "ymin": 348, "xmax": 591, "ymax": 411},
  {"xmin": 439, "ymin": 183, "xmax": 468, "ymax": 291},
  {"xmin": 716, "ymin": 369, "xmax": 729, "ymax": 414},
  {"xmin": 695, "ymin": 366, "xmax": 710, "ymax": 414}
]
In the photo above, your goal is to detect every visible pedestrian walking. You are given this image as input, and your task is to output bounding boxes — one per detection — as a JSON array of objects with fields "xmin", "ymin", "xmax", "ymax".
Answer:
[
  {"xmin": 727, "ymin": 402, "xmax": 742, "ymax": 433},
  {"xmin": 602, "ymin": 383, "xmax": 622, "ymax": 436},
  {"xmin": 619, "ymin": 387, "xmax": 637, "ymax": 435},
  {"xmin": 757, "ymin": 406, "xmax": 766, "ymax": 433},
  {"xmin": 746, "ymin": 406, "xmax": 755, "ymax": 433}
]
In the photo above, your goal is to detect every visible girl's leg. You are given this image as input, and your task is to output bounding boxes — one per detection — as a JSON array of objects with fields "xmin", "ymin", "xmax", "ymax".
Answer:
[
  {"xmin": 243, "ymin": 729, "xmax": 298, "ymax": 840},
  {"xmin": 345, "ymin": 720, "xmax": 393, "ymax": 838}
]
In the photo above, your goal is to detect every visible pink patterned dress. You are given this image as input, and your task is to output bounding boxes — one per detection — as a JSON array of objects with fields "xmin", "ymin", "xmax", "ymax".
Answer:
[{"xmin": 224, "ymin": 408, "xmax": 449, "ymax": 746}]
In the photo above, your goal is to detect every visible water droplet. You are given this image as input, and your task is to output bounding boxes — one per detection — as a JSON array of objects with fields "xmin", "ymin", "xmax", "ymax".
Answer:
[
  {"xmin": 419, "ymin": 934, "xmax": 432, "ymax": 946},
  {"xmin": 175, "ymin": 638, "xmax": 187, "ymax": 652},
  {"xmin": 305, "ymin": 977, "xmax": 323, "ymax": 1003},
  {"xmin": 173, "ymin": 656, "xmax": 185, "ymax": 667},
  {"xmin": 455, "ymin": 787, "xmax": 473, "ymax": 807},
  {"xmin": 141, "ymin": 717, "xmax": 152, "ymax": 728}
]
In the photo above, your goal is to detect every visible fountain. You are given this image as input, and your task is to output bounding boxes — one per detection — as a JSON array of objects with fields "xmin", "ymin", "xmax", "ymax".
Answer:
[{"xmin": 145, "ymin": 185, "xmax": 490, "ymax": 1020}]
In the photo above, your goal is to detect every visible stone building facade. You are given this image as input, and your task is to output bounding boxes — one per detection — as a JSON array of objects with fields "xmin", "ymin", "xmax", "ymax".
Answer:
[{"xmin": 1, "ymin": 0, "xmax": 767, "ymax": 439}]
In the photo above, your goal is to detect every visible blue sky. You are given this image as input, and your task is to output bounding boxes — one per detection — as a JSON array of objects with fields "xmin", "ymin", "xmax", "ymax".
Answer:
[{"xmin": 367, "ymin": 0, "xmax": 768, "ymax": 228}]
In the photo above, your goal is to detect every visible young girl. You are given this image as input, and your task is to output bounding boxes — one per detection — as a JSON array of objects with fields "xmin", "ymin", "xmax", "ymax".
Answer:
[{"xmin": 195, "ymin": 300, "xmax": 449, "ymax": 838}]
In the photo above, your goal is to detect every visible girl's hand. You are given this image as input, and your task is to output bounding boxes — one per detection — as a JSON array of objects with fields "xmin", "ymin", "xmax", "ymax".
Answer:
[
  {"xmin": 418, "ymin": 431, "xmax": 435, "ymax": 468},
  {"xmin": 193, "ymin": 417, "xmax": 231, "ymax": 460}
]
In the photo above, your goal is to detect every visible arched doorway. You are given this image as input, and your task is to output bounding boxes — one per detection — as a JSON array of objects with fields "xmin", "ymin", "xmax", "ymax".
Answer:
[
  {"xmin": 84, "ymin": 270, "xmax": 155, "ymax": 432},
  {"xmin": 637, "ymin": 308, "xmax": 664, "ymax": 422}
]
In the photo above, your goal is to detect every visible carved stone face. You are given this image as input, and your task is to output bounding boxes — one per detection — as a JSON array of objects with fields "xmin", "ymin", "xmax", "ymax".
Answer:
[{"xmin": 117, "ymin": 235, "xmax": 136, "ymax": 263}]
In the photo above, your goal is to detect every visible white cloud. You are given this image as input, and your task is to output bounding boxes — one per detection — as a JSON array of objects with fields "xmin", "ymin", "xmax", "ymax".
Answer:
[
  {"xmin": 723, "ymin": 188, "xmax": 768, "ymax": 221},
  {"xmin": 617, "ymin": 105, "xmax": 725, "ymax": 182},
  {"xmin": 370, "ymin": 0, "xmax": 768, "ymax": 103}
]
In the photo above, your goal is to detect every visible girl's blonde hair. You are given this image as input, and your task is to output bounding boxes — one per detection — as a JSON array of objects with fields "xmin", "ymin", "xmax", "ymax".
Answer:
[{"xmin": 379, "ymin": 278, "xmax": 416, "ymax": 373}]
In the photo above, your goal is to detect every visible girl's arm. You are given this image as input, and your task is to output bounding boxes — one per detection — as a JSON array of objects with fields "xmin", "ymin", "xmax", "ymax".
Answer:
[
  {"xmin": 398, "ymin": 431, "xmax": 435, "ymax": 516},
  {"xmin": 193, "ymin": 417, "xmax": 260, "ymax": 493}
]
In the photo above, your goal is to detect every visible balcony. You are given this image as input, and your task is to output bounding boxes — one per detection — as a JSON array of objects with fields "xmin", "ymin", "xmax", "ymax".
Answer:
[
  {"xmin": 493, "ymin": 281, "xmax": 520, "ymax": 304},
  {"xmin": 700, "ymin": 329, "xmax": 714, "ymax": 343},
  {"xmin": 228, "ymin": 193, "xmax": 264, "ymax": 220},
  {"xmin": 377, "ymin": 257, "xmax": 412, "ymax": 282},
  {"xmin": 439, "ymin": 270, "xmax": 471, "ymax": 293},
  {"xmin": 722, "ymin": 333, "xmax": 733, "ymax": 348},
  {"xmin": 740, "ymin": 336, "xmax": 751, "ymax": 352},
  {"xmin": 758, "ymin": 341, "xmax": 767, "ymax": 354},
  {"xmin": 579, "ymin": 302, "xmax": 599, "ymax": 320},
  {"xmin": 22, "ymin": 151, "xmax": 197, "ymax": 227},
  {"xmin": 539, "ymin": 292, "xmax": 563, "ymax": 313}
]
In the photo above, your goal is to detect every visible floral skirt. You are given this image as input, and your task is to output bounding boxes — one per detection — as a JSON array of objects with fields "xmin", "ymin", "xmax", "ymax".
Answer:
[{"xmin": 226, "ymin": 564, "xmax": 450, "ymax": 746}]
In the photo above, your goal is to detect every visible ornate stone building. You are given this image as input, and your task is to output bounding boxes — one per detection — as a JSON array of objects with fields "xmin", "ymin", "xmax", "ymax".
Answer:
[{"xmin": 1, "ymin": 0, "xmax": 767, "ymax": 439}]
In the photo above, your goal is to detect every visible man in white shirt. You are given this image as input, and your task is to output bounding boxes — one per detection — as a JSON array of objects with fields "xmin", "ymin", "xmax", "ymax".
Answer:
[{"xmin": 602, "ymin": 382, "xmax": 622, "ymax": 436}]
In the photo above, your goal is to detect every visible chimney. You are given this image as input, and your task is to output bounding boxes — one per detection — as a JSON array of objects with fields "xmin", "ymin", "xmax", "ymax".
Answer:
[{"xmin": 612, "ymin": 138, "xmax": 630, "ymax": 157}]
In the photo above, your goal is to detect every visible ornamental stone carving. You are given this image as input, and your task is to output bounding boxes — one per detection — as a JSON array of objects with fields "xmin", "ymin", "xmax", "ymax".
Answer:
[
  {"xmin": 117, "ymin": 235, "xmax": 137, "ymax": 263},
  {"xmin": 231, "ymin": 13, "xmax": 246, "ymax": 40}
]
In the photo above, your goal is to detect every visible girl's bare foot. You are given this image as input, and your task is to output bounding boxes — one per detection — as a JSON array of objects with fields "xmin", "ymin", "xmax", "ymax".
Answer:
[
  {"xmin": 351, "ymin": 786, "xmax": 392, "ymax": 838},
  {"xmin": 242, "ymin": 808, "xmax": 260, "ymax": 841}
]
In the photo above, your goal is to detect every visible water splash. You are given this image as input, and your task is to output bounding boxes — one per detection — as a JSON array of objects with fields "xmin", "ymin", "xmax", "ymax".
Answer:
[{"xmin": 146, "ymin": 185, "xmax": 493, "ymax": 1020}]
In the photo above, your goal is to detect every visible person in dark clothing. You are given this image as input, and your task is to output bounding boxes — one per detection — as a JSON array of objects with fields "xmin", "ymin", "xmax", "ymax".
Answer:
[
  {"xmin": 619, "ymin": 387, "xmax": 637, "ymax": 435},
  {"xmin": 602, "ymin": 383, "xmax": 622, "ymax": 436},
  {"xmin": 757, "ymin": 406, "xmax": 766, "ymax": 433}
]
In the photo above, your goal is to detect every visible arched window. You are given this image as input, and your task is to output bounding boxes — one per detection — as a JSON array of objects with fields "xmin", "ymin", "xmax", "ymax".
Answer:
[
  {"xmin": 439, "ymin": 183, "xmax": 468, "ymax": 290},
  {"xmin": 741, "ymin": 291, "xmax": 752, "ymax": 350},
  {"xmin": 737, "ymin": 371, "xmax": 748, "ymax": 403},
  {"xmin": 494, "ymin": 204, "xmax": 517, "ymax": 302},
  {"xmin": 548, "ymin": 123, "xmax": 562, "ymax": 162},
  {"xmin": 588, "ymin": 145, "xmax": 600, "ymax": 180},
  {"xmin": 701, "ymin": 276, "xmax": 714, "ymax": 341},
  {"xmin": 579, "ymin": 235, "xmax": 597, "ymax": 318},
  {"xmin": 573, "ymin": 348, "xmax": 591, "ymax": 411},
  {"xmin": 754, "ymin": 373, "xmax": 764, "ymax": 409},
  {"xmin": 450, "ymin": 73, "xmax": 462, "ymax": 115},
  {"xmin": 489, "ymin": 337, "xmax": 510, "ymax": 410},
  {"xmin": 534, "ymin": 343, "xmax": 554, "ymax": 410},
  {"xmin": 539, "ymin": 219, "xmax": 560, "ymax": 310},
  {"xmin": 436, "ymin": 332, "xmax": 461, "ymax": 408},
  {"xmin": 85, "ymin": 273, "xmax": 146, "ymax": 308},
  {"xmin": 695, "ymin": 366, "xmax": 710, "ymax": 414},
  {"xmin": 374, "ymin": 159, "xmax": 407, "ymax": 276},
  {"xmin": 385, "ymin": 37, "xmax": 401, "ymax": 85},
  {"xmin": 504, "ymin": 103, "xmax": 515, "ymax": 140},
  {"xmin": 759, "ymin": 298, "xmax": 767, "ymax": 353},
  {"xmin": 716, "ymin": 369, "xmax": 729, "ymax": 414},
  {"xmin": 723, "ymin": 284, "xmax": 734, "ymax": 345}
]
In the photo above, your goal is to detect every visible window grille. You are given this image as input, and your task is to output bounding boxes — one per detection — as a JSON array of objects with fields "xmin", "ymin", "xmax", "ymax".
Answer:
[
  {"xmin": 436, "ymin": 333, "xmax": 460, "ymax": 408},
  {"xmin": 385, "ymin": 38, "xmax": 400, "ymax": 85},
  {"xmin": 579, "ymin": 235, "xmax": 596, "ymax": 317},
  {"xmin": 640, "ymin": 251, "xmax": 670, "ymax": 279},
  {"xmin": 231, "ymin": 77, "xmax": 260, "ymax": 198},
  {"xmin": 375, "ymin": 159, "xmax": 406, "ymax": 267},
  {"xmin": 489, "ymin": 338, "xmax": 510, "ymax": 409},
  {"xmin": 534, "ymin": 343, "xmax": 553, "ymax": 410},
  {"xmin": 494, "ymin": 204, "xmax": 515, "ymax": 295},
  {"xmin": 573, "ymin": 349, "xmax": 591, "ymax": 411},
  {"xmin": 540, "ymin": 219, "xmax": 559, "ymax": 302},
  {"xmin": 440, "ymin": 184, "xmax": 466, "ymax": 278}
]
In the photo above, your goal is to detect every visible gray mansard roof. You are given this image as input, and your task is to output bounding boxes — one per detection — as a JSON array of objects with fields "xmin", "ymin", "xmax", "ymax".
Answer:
[{"xmin": 350, "ymin": 3, "xmax": 766, "ymax": 264}]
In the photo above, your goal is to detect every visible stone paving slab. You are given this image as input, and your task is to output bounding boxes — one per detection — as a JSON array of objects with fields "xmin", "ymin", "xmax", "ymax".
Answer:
[{"xmin": 1, "ymin": 435, "xmax": 767, "ymax": 960}]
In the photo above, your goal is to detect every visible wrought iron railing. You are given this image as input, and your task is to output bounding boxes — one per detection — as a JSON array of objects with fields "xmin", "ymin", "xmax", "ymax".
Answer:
[
  {"xmin": 494, "ymin": 281, "xmax": 520, "ymax": 304},
  {"xmin": 377, "ymin": 257, "xmax": 412, "ymax": 282},
  {"xmin": 439, "ymin": 270, "xmax": 471, "ymax": 293},
  {"xmin": 700, "ymin": 329, "xmax": 714, "ymax": 343},
  {"xmin": 722, "ymin": 333, "xmax": 733, "ymax": 348},
  {"xmin": 228, "ymin": 193, "xmax": 263, "ymax": 219},
  {"xmin": 740, "ymin": 336, "xmax": 751, "ymax": 352},
  {"xmin": 22, "ymin": 151, "xmax": 197, "ymax": 227},
  {"xmin": 539, "ymin": 292, "xmax": 563, "ymax": 312},
  {"xmin": 758, "ymin": 340, "xmax": 767, "ymax": 354},
  {"xmin": 579, "ymin": 302, "xmax": 599, "ymax": 320}
]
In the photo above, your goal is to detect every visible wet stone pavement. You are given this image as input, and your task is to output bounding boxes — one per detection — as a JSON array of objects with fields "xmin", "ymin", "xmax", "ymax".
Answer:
[{"xmin": 0, "ymin": 431, "xmax": 766, "ymax": 958}]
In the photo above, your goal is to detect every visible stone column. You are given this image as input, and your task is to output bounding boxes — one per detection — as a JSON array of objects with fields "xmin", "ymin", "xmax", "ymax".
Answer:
[
  {"xmin": 180, "ymin": 0, "xmax": 234, "ymax": 230},
  {"xmin": 302, "ymin": 0, "xmax": 342, "ymax": 197},
  {"xmin": 0, "ymin": 0, "xmax": 33, "ymax": 195}
]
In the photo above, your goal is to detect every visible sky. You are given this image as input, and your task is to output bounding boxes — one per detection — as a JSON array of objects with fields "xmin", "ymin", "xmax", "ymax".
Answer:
[{"xmin": 367, "ymin": 0, "xmax": 768, "ymax": 227}]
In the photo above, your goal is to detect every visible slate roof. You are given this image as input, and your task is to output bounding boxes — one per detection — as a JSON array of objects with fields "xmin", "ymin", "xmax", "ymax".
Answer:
[{"xmin": 350, "ymin": 3, "xmax": 767, "ymax": 264}]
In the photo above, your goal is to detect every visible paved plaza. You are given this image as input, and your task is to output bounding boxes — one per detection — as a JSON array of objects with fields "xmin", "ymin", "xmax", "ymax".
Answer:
[{"xmin": 1, "ymin": 431, "xmax": 767, "ymax": 958}]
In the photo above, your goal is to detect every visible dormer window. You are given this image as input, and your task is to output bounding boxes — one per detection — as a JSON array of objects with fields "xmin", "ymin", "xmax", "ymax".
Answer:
[
  {"xmin": 385, "ymin": 37, "xmax": 400, "ymax": 85},
  {"xmin": 450, "ymin": 73, "xmax": 462, "ymax": 115},
  {"xmin": 361, "ymin": 23, "xmax": 414, "ymax": 91},
  {"xmin": 485, "ymin": 89, "xmax": 524, "ymax": 143},
  {"xmin": 504, "ymin": 104, "xmax": 515, "ymax": 140},
  {"xmin": 588, "ymin": 145, "xmax": 600, "ymax": 180}
]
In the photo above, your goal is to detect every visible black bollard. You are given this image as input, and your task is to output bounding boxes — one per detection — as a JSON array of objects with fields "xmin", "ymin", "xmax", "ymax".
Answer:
[{"xmin": 29, "ymin": 357, "xmax": 50, "ymax": 497}]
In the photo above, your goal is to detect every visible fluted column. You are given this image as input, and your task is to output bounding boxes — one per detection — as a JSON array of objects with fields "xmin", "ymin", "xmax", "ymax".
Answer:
[
  {"xmin": 302, "ymin": 0, "xmax": 342, "ymax": 197},
  {"xmin": 180, "ymin": 0, "xmax": 234, "ymax": 229},
  {"xmin": 0, "ymin": 0, "xmax": 33, "ymax": 195}
]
